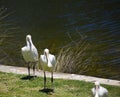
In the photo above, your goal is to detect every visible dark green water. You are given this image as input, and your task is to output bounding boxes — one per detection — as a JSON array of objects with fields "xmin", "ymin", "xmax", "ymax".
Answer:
[{"xmin": 0, "ymin": 0, "xmax": 120, "ymax": 80}]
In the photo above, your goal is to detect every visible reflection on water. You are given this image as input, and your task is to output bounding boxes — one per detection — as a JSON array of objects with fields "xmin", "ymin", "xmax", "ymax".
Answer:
[{"xmin": 0, "ymin": 0, "xmax": 120, "ymax": 80}]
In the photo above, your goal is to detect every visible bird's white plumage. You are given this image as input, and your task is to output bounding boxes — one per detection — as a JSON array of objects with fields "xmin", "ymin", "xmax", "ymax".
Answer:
[
  {"xmin": 40, "ymin": 48, "xmax": 56, "ymax": 69},
  {"xmin": 21, "ymin": 34, "xmax": 38, "ymax": 77},
  {"xmin": 40, "ymin": 48, "xmax": 56, "ymax": 89},
  {"xmin": 91, "ymin": 81, "xmax": 108, "ymax": 97},
  {"xmin": 21, "ymin": 46, "xmax": 31, "ymax": 62},
  {"xmin": 21, "ymin": 35, "xmax": 38, "ymax": 62},
  {"xmin": 40, "ymin": 54, "xmax": 56, "ymax": 67}
]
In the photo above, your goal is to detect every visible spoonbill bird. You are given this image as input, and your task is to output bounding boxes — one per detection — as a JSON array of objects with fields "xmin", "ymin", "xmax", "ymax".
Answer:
[
  {"xmin": 21, "ymin": 34, "xmax": 38, "ymax": 78},
  {"xmin": 91, "ymin": 81, "xmax": 108, "ymax": 97},
  {"xmin": 40, "ymin": 48, "xmax": 56, "ymax": 89}
]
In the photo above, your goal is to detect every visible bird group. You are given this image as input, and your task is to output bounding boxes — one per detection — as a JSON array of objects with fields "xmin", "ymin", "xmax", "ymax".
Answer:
[
  {"xmin": 21, "ymin": 34, "xmax": 108, "ymax": 96},
  {"xmin": 21, "ymin": 34, "xmax": 56, "ymax": 90}
]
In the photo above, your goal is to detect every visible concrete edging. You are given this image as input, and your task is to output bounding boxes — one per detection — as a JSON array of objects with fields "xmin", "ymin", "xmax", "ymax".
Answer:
[{"xmin": 0, "ymin": 64, "xmax": 120, "ymax": 86}]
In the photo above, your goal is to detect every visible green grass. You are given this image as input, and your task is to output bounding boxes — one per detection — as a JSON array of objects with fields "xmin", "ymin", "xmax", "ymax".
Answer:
[{"xmin": 0, "ymin": 72, "xmax": 120, "ymax": 97}]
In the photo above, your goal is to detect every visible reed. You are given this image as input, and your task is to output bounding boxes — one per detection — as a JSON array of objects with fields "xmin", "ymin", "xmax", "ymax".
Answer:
[
  {"xmin": 0, "ymin": 7, "xmax": 10, "ymax": 63},
  {"xmin": 0, "ymin": 7, "xmax": 22, "ymax": 66},
  {"xmin": 55, "ymin": 33, "xmax": 95, "ymax": 74}
]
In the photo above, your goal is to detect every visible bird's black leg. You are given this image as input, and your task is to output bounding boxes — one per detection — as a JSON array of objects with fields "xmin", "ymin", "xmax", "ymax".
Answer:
[
  {"xmin": 44, "ymin": 71, "xmax": 46, "ymax": 89},
  {"xmin": 36, "ymin": 61, "xmax": 39, "ymax": 71},
  {"xmin": 33, "ymin": 63, "xmax": 35, "ymax": 78},
  {"xmin": 51, "ymin": 71, "xmax": 54, "ymax": 89},
  {"xmin": 28, "ymin": 62, "xmax": 30, "ymax": 77}
]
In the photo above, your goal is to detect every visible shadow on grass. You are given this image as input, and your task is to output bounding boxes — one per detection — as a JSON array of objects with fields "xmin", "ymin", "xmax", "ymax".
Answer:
[
  {"xmin": 39, "ymin": 88, "xmax": 54, "ymax": 94},
  {"xmin": 20, "ymin": 75, "xmax": 37, "ymax": 80}
]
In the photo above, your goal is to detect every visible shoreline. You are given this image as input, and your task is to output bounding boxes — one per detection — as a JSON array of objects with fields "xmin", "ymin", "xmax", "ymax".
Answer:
[{"xmin": 0, "ymin": 64, "xmax": 120, "ymax": 86}]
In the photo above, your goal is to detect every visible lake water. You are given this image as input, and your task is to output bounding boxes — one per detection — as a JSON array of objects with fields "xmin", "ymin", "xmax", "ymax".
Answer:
[{"xmin": 0, "ymin": 0, "xmax": 120, "ymax": 80}]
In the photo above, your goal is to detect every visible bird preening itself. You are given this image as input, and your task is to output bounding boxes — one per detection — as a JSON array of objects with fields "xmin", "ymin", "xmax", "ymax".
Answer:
[
  {"xmin": 21, "ymin": 34, "xmax": 39, "ymax": 78},
  {"xmin": 91, "ymin": 81, "xmax": 108, "ymax": 97},
  {"xmin": 40, "ymin": 48, "xmax": 56, "ymax": 90}
]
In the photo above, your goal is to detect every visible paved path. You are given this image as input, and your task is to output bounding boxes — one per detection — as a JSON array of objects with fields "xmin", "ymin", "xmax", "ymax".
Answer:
[{"xmin": 0, "ymin": 64, "xmax": 120, "ymax": 86}]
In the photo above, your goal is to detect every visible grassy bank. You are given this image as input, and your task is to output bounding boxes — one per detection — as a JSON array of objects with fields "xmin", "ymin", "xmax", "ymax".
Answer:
[{"xmin": 0, "ymin": 72, "xmax": 120, "ymax": 97}]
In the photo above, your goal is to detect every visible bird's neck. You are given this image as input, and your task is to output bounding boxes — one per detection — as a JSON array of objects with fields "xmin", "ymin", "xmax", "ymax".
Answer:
[
  {"xmin": 26, "ymin": 38, "xmax": 33, "ymax": 49},
  {"xmin": 26, "ymin": 40, "xmax": 30, "ymax": 46},
  {"xmin": 95, "ymin": 86, "xmax": 99, "ymax": 97},
  {"xmin": 95, "ymin": 92, "xmax": 99, "ymax": 97},
  {"xmin": 45, "ymin": 53, "xmax": 52, "ymax": 67},
  {"xmin": 48, "ymin": 61, "xmax": 52, "ymax": 67}
]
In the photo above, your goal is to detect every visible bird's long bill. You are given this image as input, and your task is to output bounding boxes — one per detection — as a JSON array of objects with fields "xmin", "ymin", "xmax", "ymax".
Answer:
[
  {"xmin": 95, "ymin": 86, "xmax": 99, "ymax": 97},
  {"xmin": 27, "ymin": 38, "xmax": 32, "ymax": 50},
  {"xmin": 95, "ymin": 85, "xmax": 99, "ymax": 90},
  {"xmin": 45, "ymin": 52, "xmax": 52, "ymax": 67},
  {"xmin": 45, "ymin": 52, "xmax": 48, "ymax": 62}
]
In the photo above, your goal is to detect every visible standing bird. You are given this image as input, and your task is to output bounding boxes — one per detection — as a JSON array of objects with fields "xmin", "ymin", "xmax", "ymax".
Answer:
[
  {"xmin": 21, "ymin": 34, "xmax": 38, "ymax": 78},
  {"xmin": 91, "ymin": 81, "xmax": 108, "ymax": 97},
  {"xmin": 40, "ymin": 48, "xmax": 56, "ymax": 89}
]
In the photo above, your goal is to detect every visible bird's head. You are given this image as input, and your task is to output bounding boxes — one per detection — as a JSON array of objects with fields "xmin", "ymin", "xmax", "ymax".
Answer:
[
  {"xmin": 44, "ymin": 48, "xmax": 49, "ymax": 60},
  {"xmin": 95, "ymin": 81, "xmax": 100, "ymax": 90},
  {"xmin": 26, "ymin": 34, "xmax": 31, "ymax": 41},
  {"xmin": 44, "ymin": 48, "xmax": 49, "ymax": 54}
]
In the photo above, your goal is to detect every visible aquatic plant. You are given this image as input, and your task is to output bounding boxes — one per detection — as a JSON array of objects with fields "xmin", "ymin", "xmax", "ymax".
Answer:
[
  {"xmin": 55, "ymin": 32, "xmax": 95, "ymax": 74},
  {"xmin": 0, "ymin": 7, "xmax": 23, "ymax": 66}
]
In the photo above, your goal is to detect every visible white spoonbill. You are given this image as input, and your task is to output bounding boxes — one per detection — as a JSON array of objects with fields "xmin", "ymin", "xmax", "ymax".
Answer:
[
  {"xmin": 40, "ymin": 48, "xmax": 56, "ymax": 89},
  {"xmin": 91, "ymin": 81, "xmax": 108, "ymax": 97},
  {"xmin": 21, "ymin": 34, "xmax": 38, "ymax": 78}
]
